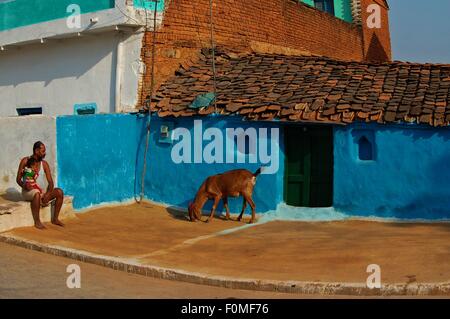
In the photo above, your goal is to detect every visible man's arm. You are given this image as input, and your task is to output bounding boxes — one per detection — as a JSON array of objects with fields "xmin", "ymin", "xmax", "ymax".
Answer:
[
  {"xmin": 42, "ymin": 160, "xmax": 54, "ymax": 193},
  {"xmin": 16, "ymin": 158, "xmax": 29, "ymax": 190}
]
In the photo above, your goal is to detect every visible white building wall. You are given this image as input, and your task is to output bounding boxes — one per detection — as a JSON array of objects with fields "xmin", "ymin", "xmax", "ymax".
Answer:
[
  {"xmin": 0, "ymin": 30, "xmax": 146, "ymax": 116},
  {"xmin": 120, "ymin": 32, "xmax": 145, "ymax": 111},
  {"xmin": 0, "ymin": 0, "xmax": 164, "ymax": 117},
  {"xmin": 0, "ymin": 32, "xmax": 121, "ymax": 116},
  {"xmin": 0, "ymin": 116, "xmax": 57, "ymax": 194}
]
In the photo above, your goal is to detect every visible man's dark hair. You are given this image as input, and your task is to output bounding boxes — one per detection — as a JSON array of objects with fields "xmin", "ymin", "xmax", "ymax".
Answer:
[{"xmin": 33, "ymin": 141, "xmax": 44, "ymax": 153}]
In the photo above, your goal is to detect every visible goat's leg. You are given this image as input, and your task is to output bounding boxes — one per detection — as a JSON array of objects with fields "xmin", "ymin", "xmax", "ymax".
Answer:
[
  {"xmin": 195, "ymin": 207, "xmax": 203, "ymax": 221},
  {"xmin": 189, "ymin": 209, "xmax": 195, "ymax": 222},
  {"xmin": 223, "ymin": 197, "xmax": 230, "ymax": 220},
  {"xmin": 243, "ymin": 195, "xmax": 256, "ymax": 224},
  {"xmin": 193, "ymin": 196, "xmax": 209, "ymax": 222},
  {"xmin": 206, "ymin": 196, "xmax": 221, "ymax": 223},
  {"xmin": 237, "ymin": 197, "xmax": 247, "ymax": 222}
]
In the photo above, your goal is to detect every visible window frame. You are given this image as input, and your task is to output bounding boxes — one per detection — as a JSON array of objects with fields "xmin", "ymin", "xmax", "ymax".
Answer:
[{"xmin": 313, "ymin": 0, "xmax": 336, "ymax": 16}]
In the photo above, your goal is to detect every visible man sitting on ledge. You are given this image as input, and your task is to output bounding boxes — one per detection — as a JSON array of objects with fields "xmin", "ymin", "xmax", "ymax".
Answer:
[{"xmin": 16, "ymin": 141, "xmax": 65, "ymax": 229}]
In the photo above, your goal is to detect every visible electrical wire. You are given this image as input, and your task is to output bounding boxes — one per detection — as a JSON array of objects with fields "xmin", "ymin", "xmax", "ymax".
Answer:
[
  {"xmin": 137, "ymin": 0, "xmax": 216, "ymax": 202},
  {"xmin": 138, "ymin": 0, "xmax": 158, "ymax": 203},
  {"xmin": 115, "ymin": 2, "xmax": 143, "ymax": 25},
  {"xmin": 209, "ymin": 0, "xmax": 218, "ymax": 114}
]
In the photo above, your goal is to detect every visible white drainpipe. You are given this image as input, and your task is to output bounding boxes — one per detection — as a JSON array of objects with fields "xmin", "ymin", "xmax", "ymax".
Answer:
[{"xmin": 115, "ymin": 32, "xmax": 124, "ymax": 113}]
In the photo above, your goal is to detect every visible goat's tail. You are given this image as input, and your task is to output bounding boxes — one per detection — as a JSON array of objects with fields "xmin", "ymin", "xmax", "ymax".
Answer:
[{"xmin": 253, "ymin": 167, "xmax": 264, "ymax": 177}]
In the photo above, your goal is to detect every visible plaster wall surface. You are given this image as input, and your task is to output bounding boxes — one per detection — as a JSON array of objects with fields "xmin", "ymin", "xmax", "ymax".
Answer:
[
  {"xmin": 120, "ymin": 32, "xmax": 146, "ymax": 111},
  {"xmin": 140, "ymin": 116, "xmax": 285, "ymax": 214},
  {"xmin": 0, "ymin": 1, "xmax": 153, "ymax": 47},
  {"xmin": 56, "ymin": 114, "xmax": 284, "ymax": 213},
  {"xmin": 301, "ymin": 0, "xmax": 353, "ymax": 22},
  {"xmin": 334, "ymin": 123, "xmax": 450, "ymax": 219},
  {"xmin": 0, "ymin": 0, "xmax": 115, "ymax": 32},
  {"xmin": 55, "ymin": 114, "xmax": 450, "ymax": 220},
  {"xmin": 56, "ymin": 114, "xmax": 142, "ymax": 209},
  {"xmin": 0, "ymin": 116, "xmax": 57, "ymax": 194},
  {"xmin": 0, "ymin": 33, "xmax": 120, "ymax": 116}
]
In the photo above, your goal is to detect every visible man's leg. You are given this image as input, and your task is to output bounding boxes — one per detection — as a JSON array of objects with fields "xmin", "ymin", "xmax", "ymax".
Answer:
[
  {"xmin": 31, "ymin": 193, "xmax": 45, "ymax": 229},
  {"xmin": 43, "ymin": 188, "xmax": 65, "ymax": 227}
]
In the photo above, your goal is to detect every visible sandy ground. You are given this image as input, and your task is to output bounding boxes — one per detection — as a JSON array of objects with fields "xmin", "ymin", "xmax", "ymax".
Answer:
[{"xmin": 4, "ymin": 202, "xmax": 450, "ymax": 285}]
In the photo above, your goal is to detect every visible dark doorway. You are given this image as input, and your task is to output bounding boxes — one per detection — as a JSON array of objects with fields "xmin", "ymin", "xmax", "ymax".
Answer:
[{"xmin": 284, "ymin": 126, "xmax": 333, "ymax": 207}]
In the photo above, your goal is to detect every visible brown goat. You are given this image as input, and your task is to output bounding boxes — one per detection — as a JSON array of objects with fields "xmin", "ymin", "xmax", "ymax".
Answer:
[{"xmin": 188, "ymin": 168, "xmax": 262, "ymax": 224}]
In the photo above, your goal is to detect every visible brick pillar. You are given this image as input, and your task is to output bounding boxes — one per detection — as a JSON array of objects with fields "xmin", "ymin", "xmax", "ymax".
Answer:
[{"xmin": 359, "ymin": 0, "xmax": 392, "ymax": 62}]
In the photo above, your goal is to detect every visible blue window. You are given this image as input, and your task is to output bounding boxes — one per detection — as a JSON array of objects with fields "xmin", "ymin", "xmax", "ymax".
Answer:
[
  {"xmin": 352, "ymin": 129, "xmax": 376, "ymax": 161},
  {"xmin": 314, "ymin": 0, "xmax": 335, "ymax": 15},
  {"xmin": 358, "ymin": 136, "xmax": 373, "ymax": 161},
  {"xmin": 74, "ymin": 103, "xmax": 97, "ymax": 115}
]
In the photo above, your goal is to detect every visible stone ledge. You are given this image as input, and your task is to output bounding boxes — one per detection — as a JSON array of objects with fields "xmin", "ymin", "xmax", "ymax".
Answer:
[{"xmin": 0, "ymin": 194, "xmax": 76, "ymax": 233}]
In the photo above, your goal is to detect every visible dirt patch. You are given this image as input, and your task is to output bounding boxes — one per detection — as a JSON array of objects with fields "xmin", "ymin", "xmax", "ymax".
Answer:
[
  {"xmin": 7, "ymin": 202, "xmax": 247, "ymax": 257},
  {"xmin": 145, "ymin": 220, "xmax": 450, "ymax": 284},
  {"xmin": 6, "ymin": 204, "xmax": 450, "ymax": 285}
]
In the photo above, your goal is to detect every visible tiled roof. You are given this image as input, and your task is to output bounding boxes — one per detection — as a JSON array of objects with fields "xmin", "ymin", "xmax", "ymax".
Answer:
[{"xmin": 150, "ymin": 49, "xmax": 450, "ymax": 126}]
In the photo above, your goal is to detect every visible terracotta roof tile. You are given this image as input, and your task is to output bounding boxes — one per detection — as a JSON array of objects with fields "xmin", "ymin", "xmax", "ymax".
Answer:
[{"xmin": 150, "ymin": 49, "xmax": 450, "ymax": 127}]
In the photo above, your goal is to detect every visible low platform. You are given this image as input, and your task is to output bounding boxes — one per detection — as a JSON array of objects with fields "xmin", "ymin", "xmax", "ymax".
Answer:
[{"xmin": 0, "ymin": 191, "xmax": 75, "ymax": 232}]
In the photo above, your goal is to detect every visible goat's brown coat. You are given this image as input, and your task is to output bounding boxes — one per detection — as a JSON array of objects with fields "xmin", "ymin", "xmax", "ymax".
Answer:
[{"xmin": 188, "ymin": 168, "xmax": 262, "ymax": 223}]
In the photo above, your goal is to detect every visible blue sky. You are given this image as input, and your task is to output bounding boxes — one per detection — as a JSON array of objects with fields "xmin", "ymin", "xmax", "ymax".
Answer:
[{"xmin": 389, "ymin": 0, "xmax": 450, "ymax": 63}]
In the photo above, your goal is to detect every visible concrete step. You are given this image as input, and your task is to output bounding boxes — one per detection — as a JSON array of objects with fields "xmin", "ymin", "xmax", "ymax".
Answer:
[{"xmin": 0, "ymin": 192, "xmax": 76, "ymax": 233}]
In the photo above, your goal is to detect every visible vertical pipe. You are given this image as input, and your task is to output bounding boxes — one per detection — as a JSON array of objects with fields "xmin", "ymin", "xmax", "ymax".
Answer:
[
  {"xmin": 139, "ymin": 1, "xmax": 158, "ymax": 202},
  {"xmin": 115, "ymin": 32, "xmax": 124, "ymax": 113}
]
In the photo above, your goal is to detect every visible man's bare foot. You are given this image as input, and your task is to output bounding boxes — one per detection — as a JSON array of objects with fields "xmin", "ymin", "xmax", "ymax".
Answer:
[
  {"xmin": 51, "ymin": 219, "xmax": 65, "ymax": 227},
  {"xmin": 34, "ymin": 223, "xmax": 46, "ymax": 230}
]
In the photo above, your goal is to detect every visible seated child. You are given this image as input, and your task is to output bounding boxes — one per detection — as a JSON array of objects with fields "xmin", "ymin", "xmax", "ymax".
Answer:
[{"xmin": 23, "ymin": 157, "xmax": 43, "ymax": 194}]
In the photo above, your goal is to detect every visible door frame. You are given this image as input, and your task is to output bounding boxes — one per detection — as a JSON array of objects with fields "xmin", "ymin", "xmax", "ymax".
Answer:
[{"xmin": 283, "ymin": 124, "xmax": 334, "ymax": 207}]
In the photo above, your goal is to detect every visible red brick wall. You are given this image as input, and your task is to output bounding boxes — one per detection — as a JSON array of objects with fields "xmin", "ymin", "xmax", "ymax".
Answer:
[
  {"xmin": 360, "ymin": 0, "xmax": 392, "ymax": 62},
  {"xmin": 158, "ymin": 0, "xmax": 365, "ymax": 58},
  {"xmin": 139, "ymin": 0, "xmax": 391, "ymax": 103}
]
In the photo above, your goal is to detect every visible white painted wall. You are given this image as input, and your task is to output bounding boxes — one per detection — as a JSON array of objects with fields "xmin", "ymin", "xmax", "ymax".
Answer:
[
  {"xmin": 0, "ymin": 32, "xmax": 121, "ymax": 116},
  {"xmin": 120, "ymin": 32, "xmax": 145, "ymax": 111},
  {"xmin": 0, "ymin": 30, "xmax": 146, "ymax": 116},
  {"xmin": 0, "ymin": 116, "xmax": 56, "ymax": 194},
  {"xmin": 0, "ymin": 0, "xmax": 164, "ymax": 116}
]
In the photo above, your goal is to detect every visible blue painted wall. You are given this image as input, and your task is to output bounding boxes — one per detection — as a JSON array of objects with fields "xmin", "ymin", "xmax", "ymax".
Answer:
[
  {"xmin": 334, "ymin": 123, "xmax": 450, "ymax": 219},
  {"xmin": 139, "ymin": 116, "xmax": 284, "ymax": 214},
  {"xmin": 57, "ymin": 114, "xmax": 145, "ymax": 210},
  {"xmin": 134, "ymin": 0, "xmax": 165, "ymax": 11},
  {"xmin": 0, "ymin": 0, "xmax": 115, "ymax": 32},
  {"xmin": 56, "ymin": 114, "xmax": 284, "ymax": 215},
  {"xmin": 300, "ymin": 0, "xmax": 353, "ymax": 23},
  {"xmin": 55, "ymin": 114, "xmax": 450, "ymax": 220}
]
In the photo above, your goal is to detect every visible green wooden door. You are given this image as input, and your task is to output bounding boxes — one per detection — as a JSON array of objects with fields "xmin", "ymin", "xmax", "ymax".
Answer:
[{"xmin": 284, "ymin": 126, "xmax": 333, "ymax": 207}]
